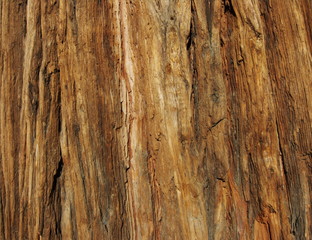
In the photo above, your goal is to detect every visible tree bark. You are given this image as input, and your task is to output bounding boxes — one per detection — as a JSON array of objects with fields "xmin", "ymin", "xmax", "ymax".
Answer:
[{"xmin": 0, "ymin": 0, "xmax": 311, "ymax": 239}]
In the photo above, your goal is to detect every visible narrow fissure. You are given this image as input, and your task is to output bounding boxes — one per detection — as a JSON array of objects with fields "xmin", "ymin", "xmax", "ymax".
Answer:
[
  {"xmin": 49, "ymin": 156, "xmax": 64, "ymax": 199},
  {"xmin": 223, "ymin": 0, "xmax": 236, "ymax": 17},
  {"xmin": 187, "ymin": 0, "xmax": 196, "ymax": 51},
  {"xmin": 275, "ymin": 120, "xmax": 288, "ymax": 182},
  {"xmin": 208, "ymin": 118, "xmax": 225, "ymax": 131},
  {"xmin": 189, "ymin": 0, "xmax": 200, "ymax": 141},
  {"xmin": 186, "ymin": 21, "xmax": 193, "ymax": 50}
]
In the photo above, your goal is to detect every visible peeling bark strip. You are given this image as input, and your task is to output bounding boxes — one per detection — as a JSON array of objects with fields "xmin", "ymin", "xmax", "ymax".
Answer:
[{"xmin": 0, "ymin": 0, "xmax": 311, "ymax": 239}]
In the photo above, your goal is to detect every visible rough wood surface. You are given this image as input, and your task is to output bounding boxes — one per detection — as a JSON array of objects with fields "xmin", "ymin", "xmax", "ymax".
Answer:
[{"xmin": 0, "ymin": 0, "xmax": 311, "ymax": 239}]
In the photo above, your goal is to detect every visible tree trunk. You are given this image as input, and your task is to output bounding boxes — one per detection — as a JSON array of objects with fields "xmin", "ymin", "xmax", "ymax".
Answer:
[{"xmin": 0, "ymin": 0, "xmax": 311, "ymax": 239}]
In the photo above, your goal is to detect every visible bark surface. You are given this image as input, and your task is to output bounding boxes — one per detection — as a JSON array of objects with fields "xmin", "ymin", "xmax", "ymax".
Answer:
[{"xmin": 0, "ymin": 0, "xmax": 311, "ymax": 239}]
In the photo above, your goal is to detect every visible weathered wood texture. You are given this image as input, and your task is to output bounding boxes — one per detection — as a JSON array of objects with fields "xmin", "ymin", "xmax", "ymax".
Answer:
[{"xmin": 0, "ymin": 0, "xmax": 311, "ymax": 239}]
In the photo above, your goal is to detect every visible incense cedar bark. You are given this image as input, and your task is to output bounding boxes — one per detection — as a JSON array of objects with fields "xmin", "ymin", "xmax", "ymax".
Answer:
[{"xmin": 0, "ymin": 0, "xmax": 311, "ymax": 239}]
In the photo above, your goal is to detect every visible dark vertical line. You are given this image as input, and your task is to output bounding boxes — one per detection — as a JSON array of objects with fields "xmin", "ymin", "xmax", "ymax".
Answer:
[{"xmin": 205, "ymin": 0, "xmax": 215, "ymax": 38}]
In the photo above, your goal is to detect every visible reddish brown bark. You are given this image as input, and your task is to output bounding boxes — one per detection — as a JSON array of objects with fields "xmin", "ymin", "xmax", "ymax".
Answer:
[{"xmin": 0, "ymin": 0, "xmax": 311, "ymax": 239}]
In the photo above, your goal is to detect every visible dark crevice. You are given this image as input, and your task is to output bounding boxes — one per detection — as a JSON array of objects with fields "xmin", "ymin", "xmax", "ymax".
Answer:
[
  {"xmin": 267, "ymin": 222, "xmax": 273, "ymax": 240},
  {"xmin": 55, "ymin": 220, "xmax": 62, "ymax": 237},
  {"xmin": 187, "ymin": 1, "xmax": 196, "ymax": 51},
  {"xmin": 223, "ymin": 0, "xmax": 236, "ymax": 17},
  {"xmin": 220, "ymin": 37, "xmax": 225, "ymax": 47},
  {"xmin": 205, "ymin": 0, "xmax": 215, "ymax": 38},
  {"xmin": 216, "ymin": 177, "xmax": 225, "ymax": 182},
  {"xmin": 192, "ymin": 68, "xmax": 199, "ymax": 140},
  {"xmin": 49, "ymin": 156, "xmax": 64, "ymax": 199},
  {"xmin": 246, "ymin": 19, "xmax": 262, "ymax": 39},
  {"xmin": 186, "ymin": 22, "xmax": 193, "ymax": 50},
  {"xmin": 208, "ymin": 118, "xmax": 225, "ymax": 131},
  {"xmin": 18, "ymin": 0, "xmax": 28, "ymax": 13},
  {"xmin": 189, "ymin": 0, "xmax": 200, "ymax": 141},
  {"xmin": 275, "ymin": 120, "xmax": 288, "ymax": 180}
]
